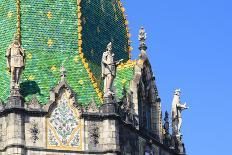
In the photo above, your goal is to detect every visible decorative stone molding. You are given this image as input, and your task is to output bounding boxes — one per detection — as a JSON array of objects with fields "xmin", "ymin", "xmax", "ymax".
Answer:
[
  {"xmin": 45, "ymin": 70, "xmax": 83, "ymax": 150},
  {"xmin": 119, "ymin": 88, "xmax": 139, "ymax": 127},
  {"xmin": 127, "ymin": 28, "xmax": 162, "ymax": 138},
  {"xmin": 88, "ymin": 122, "xmax": 100, "ymax": 148},
  {"xmin": 44, "ymin": 80, "xmax": 83, "ymax": 117},
  {"xmin": 84, "ymin": 98, "xmax": 99, "ymax": 113},
  {"xmin": 27, "ymin": 96, "xmax": 42, "ymax": 110},
  {"xmin": 163, "ymin": 111, "xmax": 172, "ymax": 147},
  {"xmin": 29, "ymin": 120, "xmax": 40, "ymax": 143}
]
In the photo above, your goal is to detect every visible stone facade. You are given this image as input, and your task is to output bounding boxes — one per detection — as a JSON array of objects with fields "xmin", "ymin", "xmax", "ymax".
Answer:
[{"xmin": 0, "ymin": 57, "xmax": 186, "ymax": 155}]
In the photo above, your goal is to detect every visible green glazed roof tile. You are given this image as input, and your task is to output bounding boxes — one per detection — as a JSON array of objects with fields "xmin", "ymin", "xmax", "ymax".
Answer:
[
  {"xmin": 0, "ymin": 0, "xmax": 130, "ymax": 105},
  {"xmin": 114, "ymin": 61, "xmax": 136, "ymax": 99}
]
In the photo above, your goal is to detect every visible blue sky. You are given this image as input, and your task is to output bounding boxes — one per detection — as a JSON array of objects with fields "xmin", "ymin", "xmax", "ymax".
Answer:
[{"xmin": 122, "ymin": 0, "xmax": 231, "ymax": 154}]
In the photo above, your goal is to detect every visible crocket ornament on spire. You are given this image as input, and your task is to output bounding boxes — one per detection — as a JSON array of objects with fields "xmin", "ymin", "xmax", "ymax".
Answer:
[{"xmin": 6, "ymin": 34, "xmax": 26, "ymax": 95}]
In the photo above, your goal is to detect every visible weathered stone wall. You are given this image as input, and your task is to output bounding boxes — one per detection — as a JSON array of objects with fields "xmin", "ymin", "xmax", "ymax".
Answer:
[
  {"xmin": 118, "ymin": 121, "xmax": 177, "ymax": 155},
  {"xmin": 24, "ymin": 116, "xmax": 46, "ymax": 149},
  {"xmin": 0, "ymin": 110, "xmax": 179, "ymax": 155}
]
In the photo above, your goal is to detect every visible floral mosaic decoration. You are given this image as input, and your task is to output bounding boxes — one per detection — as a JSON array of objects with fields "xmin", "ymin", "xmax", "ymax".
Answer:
[{"xmin": 47, "ymin": 89, "xmax": 82, "ymax": 150}]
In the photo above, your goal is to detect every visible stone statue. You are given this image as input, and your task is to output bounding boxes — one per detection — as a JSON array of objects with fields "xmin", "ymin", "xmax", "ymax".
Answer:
[
  {"xmin": 171, "ymin": 89, "xmax": 188, "ymax": 136},
  {"xmin": 101, "ymin": 42, "xmax": 122, "ymax": 98},
  {"xmin": 6, "ymin": 35, "xmax": 26, "ymax": 91}
]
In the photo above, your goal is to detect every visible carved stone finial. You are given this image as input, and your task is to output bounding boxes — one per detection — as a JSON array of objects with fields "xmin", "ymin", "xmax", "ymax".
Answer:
[
  {"xmin": 138, "ymin": 27, "xmax": 147, "ymax": 51},
  {"xmin": 164, "ymin": 111, "xmax": 170, "ymax": 133},
  {"xmin": 60, "ymin": 65, "xmax": 67, "ymax": 82},
  {"xmin": 6, "ymin": 34, "xmax": 26, "ymax": 96},
  {"xmin": 163, "ymin": 111, "xmax": 173, "ymax": 147},
  {"xmin": 101, "ymin": 42, "xmax": 123, "ymax": 101},
  {"xmin": 138, "ymin": 27, "xmax": 148, "ymax": 60}
]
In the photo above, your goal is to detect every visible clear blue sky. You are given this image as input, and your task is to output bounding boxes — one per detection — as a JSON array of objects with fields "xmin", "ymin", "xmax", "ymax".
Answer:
[{"xmin": 122, "ymin": 0, "xmax": 231, "ymax": 154}]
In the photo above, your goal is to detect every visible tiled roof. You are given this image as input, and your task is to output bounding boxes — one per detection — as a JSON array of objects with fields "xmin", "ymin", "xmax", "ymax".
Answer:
[
  {"xmin": 0, "ymin": 0, "xmax": 17, "ymax": 101},
  {"xmin": 114, "ymin": 60, "xmax": 136, "ymax": 99},
  {"xmin": 0, "ymin": 0, "xmax": 130, "ymax": 105}
]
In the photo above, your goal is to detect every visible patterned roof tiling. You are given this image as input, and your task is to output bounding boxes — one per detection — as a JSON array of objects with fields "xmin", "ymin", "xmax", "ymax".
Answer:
[
  {"xmin": 114, "ymin": 60, "xmax": 136, "ymax": 99},
  {"xmin": 0, "ymin": 0, "xmax": 130, "ymax": 105},
  {"xmin": 0, "ymin": 0, "xmax": 100, "ymax": 105},
  {"xmin": 81, "ymin": 0, "xmax": 130, "ymax": 83},
  {"xmin": 0, "ymin": 0, "xmax": 17, "ymax": 101}
]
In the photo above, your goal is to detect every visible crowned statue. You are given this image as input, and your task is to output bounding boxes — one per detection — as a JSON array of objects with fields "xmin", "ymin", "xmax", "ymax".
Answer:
[
  {"xmin": 171, "ymin": 89, "xmax": 189, "ymax": 136},
  {"xmin": 6, "ymin": 35, "xmax": 26, "ymax": 93},
  {"xmin": 101, "ymin": 42, "xmax": 123, "ymax": 98}
]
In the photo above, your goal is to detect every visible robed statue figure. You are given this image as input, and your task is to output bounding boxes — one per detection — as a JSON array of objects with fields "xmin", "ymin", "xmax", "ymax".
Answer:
[
  {"xmin": 171, "ymin": 89, "xmax": 188, "ymax": 136},
  {"xmin": 6, "ymin": 35, "xmax": 26, "ymax": 90},
  {"xmin": 101, "ymin": 42, "xmax": 122, "ymax": 97}
]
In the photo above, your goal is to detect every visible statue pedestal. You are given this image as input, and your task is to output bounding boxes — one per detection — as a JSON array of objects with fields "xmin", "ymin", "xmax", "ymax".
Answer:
[
  {"xmin": 100, "ymin": 102, "xmax": 117, "ymax": 114},
  {"xmin": 103, "ymin": 94, "xmax": 115, "ymax": 103},
  {"xmin": 4, "ymin": 89, "xmax": 26, "ymax": 155},
  {"xmin": 101, "ymin": 95, "xmax": 117, "ymax": 113},
  {"xmin": 173, "ymin": 134, "xmax": 186, "ymax": 154},
  {"xmin": 6, "ymin": 89, "xmax": 24, "ymax": 108},
  {"xmin": 6, "ymin": 96, "xmax": 24, "ymax": 108}
]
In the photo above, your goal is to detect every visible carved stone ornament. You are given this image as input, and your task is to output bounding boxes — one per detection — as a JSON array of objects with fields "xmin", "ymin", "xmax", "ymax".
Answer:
[
  {"xmin": 88, "ymin": 122, "xmax": 100, "ymax": 148},
  {"xmin": 138, "ymin": 27, "xmax": 148, "ymax": 60},
  {"xmin": 163, "ymin": 111, "xmax": 172, "ymax": 148},
  {"xmin": 84, "ymin": 98, "xmax": 99, "ymax": 113},
  {"xmin": 27, "ymin": 96, "xmax": 42, "ymax": 110},
  {"xmin": 119, "ymin": 88, "xmax": 138, "ymax": 127},
  {"xmin": 44, "ymin": 66, "xmax": 83, "ymax": 117},
  {"xmin": 29, "ymin": 120, "xmax": 40, "ymax": 143}
]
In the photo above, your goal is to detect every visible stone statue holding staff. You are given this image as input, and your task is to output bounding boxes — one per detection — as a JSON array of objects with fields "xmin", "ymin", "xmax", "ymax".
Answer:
[{"xmin": 101, "ymin": 42, "xmax": 123, "ymax": 98}]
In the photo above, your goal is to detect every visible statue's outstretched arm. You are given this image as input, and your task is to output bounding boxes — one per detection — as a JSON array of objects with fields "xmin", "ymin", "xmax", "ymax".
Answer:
[{"xmin": 177, "ymin": 103, "xmax": 188, "ymax": 110}]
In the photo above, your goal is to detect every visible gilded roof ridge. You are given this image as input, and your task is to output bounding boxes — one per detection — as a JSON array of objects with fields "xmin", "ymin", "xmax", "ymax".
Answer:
[
  {"xmin": 117, "ymin": 59, "xmax": 136, "ymax": 70},
  {"xmin": 117, "ymin": 0, "xmax": 133, "ymax": 58}
]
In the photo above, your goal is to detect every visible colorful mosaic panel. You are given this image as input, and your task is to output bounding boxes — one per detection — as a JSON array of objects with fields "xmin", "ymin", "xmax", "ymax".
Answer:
[
  {"xmin": 19, "ymin": 0, "xmax": 100, "ymax": 104},
  {"xmin": 47, "ymin": 89, "xmax": 82, "ymax": 150},
  {"xmin": 0, "ymin": 0, "xmax": 17, "ymax": 101},
  {"xmin": 114, "ymin": 61, "xmax": 136, "ymax": 99},
  {"xmin": 81, "ymin": 0, "xmax": 130, "ymax": 85}
]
